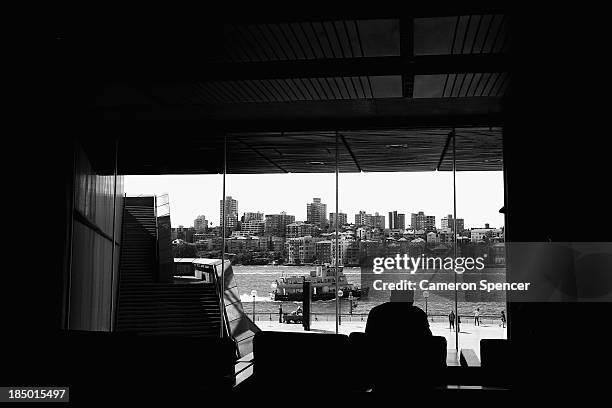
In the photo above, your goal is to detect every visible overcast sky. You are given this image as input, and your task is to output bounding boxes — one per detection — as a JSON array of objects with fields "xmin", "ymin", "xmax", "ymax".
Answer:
[{"xmin": 125, "ymin": 171, "xmax": 504, "ymax": 229}]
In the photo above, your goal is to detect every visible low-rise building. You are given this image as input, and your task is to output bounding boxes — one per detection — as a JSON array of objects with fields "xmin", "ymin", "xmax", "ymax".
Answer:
[
  {"xmin": 285, "ymin": 236, "xmax": 317, "ymax": 264},
  {"xmin": 241, "ymin": 219, "xmax": 265, "ymax": 236},
  {"xmin": 286, "ymin": 222, "xmax": 314, "ymax": 238}
]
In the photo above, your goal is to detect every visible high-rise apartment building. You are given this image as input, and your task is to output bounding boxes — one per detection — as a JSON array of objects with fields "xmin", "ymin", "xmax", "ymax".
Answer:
[
  {"xmin": 307, "ymin": 198, "xmax": 327, "ymax": 229},
  {"xmin": 441, "ymin": 214, "xmax": 464, "ymax": 232},
  {"xmin": 411, "ymin": 211, "xmax": 436, "ymax": 231},
  {"xmin": 354, "ymin": 211, "xmax": 372, "ymax": 227},
  {"xmin": 241, "ymin": 220, "xmax": 265, "ymax": 236},
  {"xmin": 372, "ymin": 212, "xmax": 386, "ymax": 229},
  {"xmin": 388, "ymin": 211, "xmax": 406, "ymax": 230},
  {"xmin": 264, "ymin": 212, "xmax": 295, "ymax": 237},
  {"xmin": 329, "ymin": 212, "xmax": 347, "ymax": 228},
  {"xmin": 219, "ymin": 196, "xmax": 238, "ymax": 231},
  {"xmin": 193, "ymin": 215, "xmax": 208, "ymax": 232},
  {"xmin": 354, "ymin": 211, "xmax": 384, "ymax": 229}
]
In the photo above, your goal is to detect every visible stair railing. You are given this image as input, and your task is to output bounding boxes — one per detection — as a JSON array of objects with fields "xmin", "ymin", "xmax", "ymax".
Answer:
[
  {"xmin": 154, "ymin": 195, "xmax": 160, "ymax": 281},
  {"xmin": 112, "ymin": 194, "xmax": 127, "ymax": 331},
  {"xmin": 154, "ymin": 193, "xmax": 172, "ymax": 283},
  {"xmin": 211, "ymin": 262, "xmax": 240, "ymax": 358}
]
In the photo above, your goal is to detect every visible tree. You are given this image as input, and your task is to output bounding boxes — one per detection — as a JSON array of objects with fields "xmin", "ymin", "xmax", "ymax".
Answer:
[{"xmin": 173, "ymin": 243, "xmax": 197, "ymax": 258}]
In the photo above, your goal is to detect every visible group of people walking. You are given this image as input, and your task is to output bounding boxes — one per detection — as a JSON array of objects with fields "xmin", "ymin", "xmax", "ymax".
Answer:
[{"xmin": 448, "ymin": 309, "xmax": 506, "ymax": 331}]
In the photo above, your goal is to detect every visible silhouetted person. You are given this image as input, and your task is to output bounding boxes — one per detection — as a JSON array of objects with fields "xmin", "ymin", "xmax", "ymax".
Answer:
[
  {"xmin": 449, "ymin": 310, "xmax": 455, "ymax": 330},
  {"xmin": 365, "ymin": 289, "xmax": 437, "ymax": 391},
  {"xmin": 278, "ymin": 304, "xmax": 283, "ymax": 323},
  {"xmin": 365, "ymin": 288, "xmax": 432, "ymax": 338},
  {"xmin": 474, "ymin": 307, "xmax": 481, "ymax": 326},
  {"xmin": 500, "ymin": 310, "xmax": 506, "ymax": 328}
]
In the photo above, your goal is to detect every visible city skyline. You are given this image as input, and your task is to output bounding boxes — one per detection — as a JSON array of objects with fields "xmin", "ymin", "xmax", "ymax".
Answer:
[{"xmin": 125, "ymin": 171, "xmax": 504, "ymax": 230}]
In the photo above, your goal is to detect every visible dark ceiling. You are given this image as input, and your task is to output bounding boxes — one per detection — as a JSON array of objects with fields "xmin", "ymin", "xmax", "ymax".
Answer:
[{"xmin": 80, "ymin": 7, "xmax": 509, "ymax": 175}]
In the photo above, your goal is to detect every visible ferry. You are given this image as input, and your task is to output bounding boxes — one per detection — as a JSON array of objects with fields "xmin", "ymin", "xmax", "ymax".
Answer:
[{"xmin": 270, "ymin": 264, "xmax": 368, "ymax": 301}]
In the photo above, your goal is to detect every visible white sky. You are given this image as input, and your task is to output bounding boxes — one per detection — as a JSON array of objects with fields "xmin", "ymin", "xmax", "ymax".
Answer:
[{"xmin": 125, "ymin": 171, "xmax": 504, "ymax": 229}]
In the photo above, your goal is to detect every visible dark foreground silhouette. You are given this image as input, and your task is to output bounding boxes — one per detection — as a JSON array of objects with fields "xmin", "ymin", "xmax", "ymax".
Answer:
[{"xmin": 364, "ymin": 289, "xmax": 445, "ymax": 391}]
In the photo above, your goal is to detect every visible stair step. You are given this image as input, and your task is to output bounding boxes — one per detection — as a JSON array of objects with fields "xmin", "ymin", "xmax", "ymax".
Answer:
[
  {"xmin": 117, "ymin": 310, "xmax": 220, "ymax": 316},
  {"xmin": 118, "ymin": 301, "xmax": 220, "ymax": 306},
  {"xmin": 117, "ymin": 308, "xmax": 220, "ymax": 316},
  {"xmin": 117, "ymin": 319, "xmax": 219, "ymax": 324},
  {"xmin": 118, "ymin": 205, "xmax": 225, "ymax": 336},
  {"xmin": 117, "ymin": 318, "xmax": 220, "ymax": 325},
  {"xmin": 116, "ymin": 327, "xmax": 221, "ymax": 333}
]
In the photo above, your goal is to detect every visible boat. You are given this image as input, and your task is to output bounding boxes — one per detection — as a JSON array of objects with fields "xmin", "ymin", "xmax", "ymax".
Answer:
[{"xmin": 270, "ymin": 264, "xmax": 368, "ymax": 301}]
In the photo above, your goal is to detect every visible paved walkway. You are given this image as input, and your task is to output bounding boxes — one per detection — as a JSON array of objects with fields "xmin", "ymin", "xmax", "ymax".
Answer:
[{"xmin": 256, "ymin": 319, "xmax": 507, "ymax": 360}]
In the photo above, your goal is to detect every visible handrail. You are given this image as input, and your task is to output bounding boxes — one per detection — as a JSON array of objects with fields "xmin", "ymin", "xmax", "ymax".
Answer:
[
  {"xmin": 112, "ymin": 196, "xmax": 126, "ymax": 332},
  {"xmin": 154, "ymin": 195, "xmax": 160, "ymax": 282},
  {"xmin": 211, "ymin": 264, "xmax": 234, "ymax": 341}
]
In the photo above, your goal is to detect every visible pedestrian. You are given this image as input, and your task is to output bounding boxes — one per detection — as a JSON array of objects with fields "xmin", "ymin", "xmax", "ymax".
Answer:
[
  {"xmin": 278, "ymin": 304, "xmax": 283, "ymax": 323},
  {"xmin": 474, "ymin": 307, "xmax": 481, "ymax": 326},
  {"xmin": 500, "ymin": 310, "xmax": 506, "ymax": 328},
  {"xmin": 449, "ymin": 310, "xmax": 455, "ymax": 330}
]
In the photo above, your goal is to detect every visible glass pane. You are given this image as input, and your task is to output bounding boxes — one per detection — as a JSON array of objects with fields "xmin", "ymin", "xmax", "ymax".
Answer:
[
  {"xmin": 225, "ymin": 131, "xmax": 338, "ymax": 334},
  {"xmin": 453, "ymin": 127, "xmax": 506, "ymax": 359},
  {"xmin": 340, "ymin": 129, "xmax": 456, "ymax": 351}
]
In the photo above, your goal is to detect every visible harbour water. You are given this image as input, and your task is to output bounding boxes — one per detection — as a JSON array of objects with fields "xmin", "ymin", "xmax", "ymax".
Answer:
[{"xmin": 234, "ymin": 265, "xmax": 506, "ymax": 318}]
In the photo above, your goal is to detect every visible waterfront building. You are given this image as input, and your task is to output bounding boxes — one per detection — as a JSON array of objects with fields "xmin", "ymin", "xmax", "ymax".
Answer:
[
  {"xmin": 307, "ymin": 198, "xmax": 327, "ymax": 229},
  {"xmin": 441, "ymin": 214, "xmax": 464, "ymax": 233},
  {"xmin": 329, "ymin": 212, "xmax": 347, "ymax": 229},
  {"xmin": 226, "ymin": 235, "xmax": 262, "ymax": 253},
  {"xmin": 286, "ymin": 221, "xmax": 314, "ymax": 238},
  {"xmin": 411, "ymin": 211, "xmax": 436, "ymax": 232},
  {"xmin": 470, "ymin": 226, "xmax": 504, "ymax": 243},
  {"xmin": 388, "ymin": 211, "xmax": 406, "ymax": 230},
  {"xmin": 285, "ymin": 236, "xmax": 317, "ymax": 264},
  {"xmin": 242, "ymin": 212, "xmax": 264, "ymax": 223},
  {"xmin": 219, "ymin": 196, "xmax": 238, "ymax": 232},
  {"xmin": 241, "ymin": 219, "xmax": 265, "ymax": 236},
  {"xmin": 194, "ymin": 215, "xmax": 208, "ymax": 232},
  {"xmin": 355, "ymin": 227, "xmax": 367, "ymax": 240},
  {"xmin": 315, "ymin": 240, "xmax": 332, "ymax": 263},
  {"xmin": 354, "ymin": 211, "xmax": 371, "ymax": 227},
  {"xmin": 264, "ymin": 212, "xmax": 295, "ymax": 237},
  {"xmin": 426, "ymin": 231, "xmax": 440, "ymax": 244},
  {"xmin": 372, "ymin": 212, "xmax": 386, "ymax": 229}
]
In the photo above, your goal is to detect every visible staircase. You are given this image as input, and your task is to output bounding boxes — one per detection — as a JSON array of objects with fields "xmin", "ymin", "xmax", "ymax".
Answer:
[
  {"xmin": 118, "ymin": 202, "xmax": 156, "ymax": 283},
  {"xmin": 116, "ymin": 197, "xmax": 222, "ymax": 337}
]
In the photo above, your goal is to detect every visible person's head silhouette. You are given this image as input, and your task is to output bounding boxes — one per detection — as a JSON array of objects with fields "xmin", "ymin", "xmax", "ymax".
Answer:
[{"xmin": 390, "ymin": 288, "xmax": 414, "ymax": 304}]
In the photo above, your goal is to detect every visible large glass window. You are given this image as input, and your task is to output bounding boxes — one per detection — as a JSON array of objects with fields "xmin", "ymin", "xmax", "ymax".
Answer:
[
  {"xmin": 453, "ymin": 127, "xmax": 507, "ymax": 357},
  {"xmin": 123, "ymin": 125, "xmax": 505, "ymax": 358},
  {"xmin": 226, "ymin": 132, "xmax": 339, "ymax": 332},
  {"xmin": 220, "ymin": 127, "xmax": 505, "ymax": 353}
]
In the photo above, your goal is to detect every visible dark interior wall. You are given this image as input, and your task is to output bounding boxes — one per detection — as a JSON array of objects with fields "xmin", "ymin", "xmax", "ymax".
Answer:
[
  {"xmin": 503, "ymin": 9, "xmax": 612, "ymax": 378},
  {"xmin": 68, "ymin": 144, "xmax": 124, "ymax": 331},
  {"xmin": 5, "ymin": 24, "xmax": 79, "ymax": 337},
  {"xmin": 4, "ymin": 98, "xmax": 124, "ymax": 339},
  {"xmin": 4, "ymin": 133, "xmax": 74, "ymax": 339}
]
